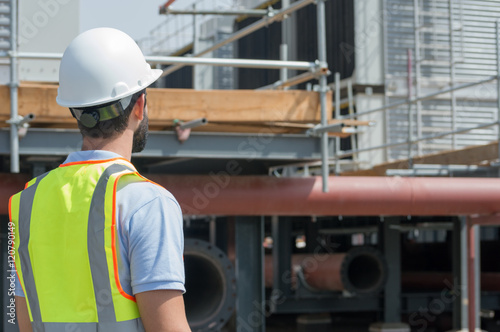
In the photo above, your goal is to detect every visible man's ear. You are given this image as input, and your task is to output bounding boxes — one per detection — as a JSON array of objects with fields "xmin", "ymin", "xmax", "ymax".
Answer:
[{"xmin": 133, "ymin": 94, "xmax": 146, "ymax": 121}]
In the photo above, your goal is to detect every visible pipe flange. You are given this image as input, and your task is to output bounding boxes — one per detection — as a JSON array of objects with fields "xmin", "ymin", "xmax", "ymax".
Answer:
[
  {"xmin": 184, "ymin": 239, "xmax": 236, "ymax": 332},
  {"xmin": 340, "ymin": 246, "xmax": 387, "ymax": 295}
]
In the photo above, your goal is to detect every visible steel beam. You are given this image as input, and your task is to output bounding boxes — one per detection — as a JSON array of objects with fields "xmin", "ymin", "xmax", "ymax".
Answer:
[{"xmin": 0, "ymin": 129, "xmax": 332, "ymax": 161}]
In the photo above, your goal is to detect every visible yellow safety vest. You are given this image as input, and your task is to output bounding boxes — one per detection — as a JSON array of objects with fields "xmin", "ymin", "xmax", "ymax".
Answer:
[{"xmin": 9, "ymin": 157, "xmax": 149, "ymax": 332}]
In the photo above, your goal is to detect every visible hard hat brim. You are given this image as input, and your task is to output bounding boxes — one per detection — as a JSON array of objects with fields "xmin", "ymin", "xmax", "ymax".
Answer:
[{"xmin": 56, "ymin": 68, "xmax": 162, "ymax": 108}]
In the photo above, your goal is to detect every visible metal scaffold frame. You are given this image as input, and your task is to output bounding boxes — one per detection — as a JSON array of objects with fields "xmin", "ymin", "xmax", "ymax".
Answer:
[{"xmin": 3, "ymin": 0, "xmax": 335, "ymax": 192}]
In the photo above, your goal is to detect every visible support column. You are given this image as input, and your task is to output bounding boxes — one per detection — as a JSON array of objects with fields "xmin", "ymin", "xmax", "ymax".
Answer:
[
  {"xmin": 451, "ymin": 217, "xmax": 468, "ymax": 330},
  {"xmin": 272, "ymin": 216, "xmax": 292, "ymax": 300},
  {"xmin": 383, "ymin": 217, "xmax": 402, "ymax": 323},
  {"xmin": 235, "ymin": 217, "xmax": 265, "ymax": 332},
  {"xmin": 370, "ymin": 217, "xmax": 410, "ymax": 332},
  {"xmin": 467, "ymin": 219, "xmax": 481, "ymax": 332}
]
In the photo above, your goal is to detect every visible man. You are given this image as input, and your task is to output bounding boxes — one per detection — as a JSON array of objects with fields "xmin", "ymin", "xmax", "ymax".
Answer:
[{"xmin": 9, "ymin": 28, "xmax": 191, "ymax": 332}]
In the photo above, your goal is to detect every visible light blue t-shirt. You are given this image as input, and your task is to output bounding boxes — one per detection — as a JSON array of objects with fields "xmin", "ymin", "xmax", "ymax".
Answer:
[{"xmin": 15, "ymin": 150, "xmax": 186, "ymax": 297}]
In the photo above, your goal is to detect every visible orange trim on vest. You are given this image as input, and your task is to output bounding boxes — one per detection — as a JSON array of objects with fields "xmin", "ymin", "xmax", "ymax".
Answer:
[
  {"xmin": 135, "ymin": 173, "xmax": 164, "ymax": 189},
  {"xmin": 24, "ymin": 182, "xmax": 29, "ymax": 190},
  {"xmin": 60, "ymin": 157, "xmax": 131, "ymax": 168},
  {"xmin": 111, "ymin": 173, "xmax": 137, "ymax": 302},
  {"xmin": 8, "ymin": 195, "xmax": 12, "ymax": 222}
]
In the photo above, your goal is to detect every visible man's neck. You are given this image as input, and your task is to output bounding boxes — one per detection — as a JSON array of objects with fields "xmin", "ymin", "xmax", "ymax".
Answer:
[{"xmin": 81, "ymin": 133, "xmax": 133, "ymax": 161}]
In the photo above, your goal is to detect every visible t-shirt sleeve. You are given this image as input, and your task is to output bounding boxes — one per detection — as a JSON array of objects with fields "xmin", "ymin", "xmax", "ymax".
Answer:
[
  {"xmin": 14, "ymin": 275, "xmax": 24, "ymax": 297},
  {"xmin": 126, "ymin": 193, "xmax": 186, "ymax": 295}
]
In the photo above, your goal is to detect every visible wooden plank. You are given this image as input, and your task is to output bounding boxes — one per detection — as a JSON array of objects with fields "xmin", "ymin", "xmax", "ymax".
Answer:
[
  {"xmin": 0, "ymin": 84, "xmax": 331, "ymax": 130},
  {"xmin": 342, "ymin": 142, "xmax": 499, "ymax": 176}
]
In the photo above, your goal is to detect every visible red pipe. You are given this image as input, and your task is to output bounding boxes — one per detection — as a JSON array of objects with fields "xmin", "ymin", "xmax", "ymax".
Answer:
[
  {"xmin": 160, "ymin": 0, "xmax": 176, "ymax": 12},
  {"xmin": 0, "ymin": 173, "xmax": 29, "ymax": 215},
  {"xmin": 402, "ymin": 271, "xmax": 500, "ymax": 292},
  {"xmin": 3, "ymin": 174, "xmax": 500, "ymax": 216}
]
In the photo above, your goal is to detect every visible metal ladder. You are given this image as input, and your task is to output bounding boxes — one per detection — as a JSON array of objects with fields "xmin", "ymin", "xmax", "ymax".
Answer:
[{"xmin": 412, "ymin": 0, "xmax": 464, "ymax": 156}]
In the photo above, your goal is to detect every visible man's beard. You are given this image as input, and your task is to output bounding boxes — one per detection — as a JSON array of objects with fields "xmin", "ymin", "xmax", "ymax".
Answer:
[{"xmin": 132, "ymin": 113, "xmax": 149, "ymax": 153}]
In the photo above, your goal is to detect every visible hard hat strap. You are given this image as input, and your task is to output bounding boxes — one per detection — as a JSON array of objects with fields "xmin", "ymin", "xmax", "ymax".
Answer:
[{"xmin": 70, "ymin": 89, "xmax": 145, "ymax": 128}]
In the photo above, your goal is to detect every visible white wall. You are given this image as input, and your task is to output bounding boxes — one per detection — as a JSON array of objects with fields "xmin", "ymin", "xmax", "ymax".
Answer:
[
  {"xmin": 353, "ymin": 0, "xmax": 386, "ymax": 167},
  {"xmin": 18, "ymin": 0, "xmax": 79, "ymax": 82}
]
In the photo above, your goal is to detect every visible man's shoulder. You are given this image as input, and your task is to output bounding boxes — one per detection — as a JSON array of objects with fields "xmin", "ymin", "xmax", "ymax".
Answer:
[{"xmin": 117, "ymin": 176, "xmax": 180, "ymax": 209}]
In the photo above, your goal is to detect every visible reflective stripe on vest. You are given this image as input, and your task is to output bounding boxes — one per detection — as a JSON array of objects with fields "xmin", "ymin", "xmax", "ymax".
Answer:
[{"xmin": 9, "ymin": 159, "xmax": 146, "ymax": 332}]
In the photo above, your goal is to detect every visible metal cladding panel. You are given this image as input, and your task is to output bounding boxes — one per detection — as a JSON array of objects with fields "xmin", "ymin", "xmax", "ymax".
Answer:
[
  {"xmin": 0, "ymin": 0, "xmax": 9, "ymax": 55},
  {"xmin": 384, "ymin": 0, "xmax": 500, "ymax": 161},
  {"xmin": 235, "ymin": 0, "xmax": 355, "ymax": 89},
  {"xmin": 17, "ymin": 0, "xmax": 80, "ymax": 82},
  {"xmin": 295, "ymin": 0, "xmax": 355, "ymax": 83},
  {"xmin": 235, "ymin": 13, "xmax": 281, "ymax": 89}
]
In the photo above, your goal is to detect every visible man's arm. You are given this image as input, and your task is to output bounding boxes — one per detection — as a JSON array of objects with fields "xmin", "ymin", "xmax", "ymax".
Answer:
[
  {"xmin": 15, "ymin": 296, "xmax": 32, "ymax": 332},
  {"xmin": 136, "ymin": 290, "xmax": 191, "ymax": 332}
]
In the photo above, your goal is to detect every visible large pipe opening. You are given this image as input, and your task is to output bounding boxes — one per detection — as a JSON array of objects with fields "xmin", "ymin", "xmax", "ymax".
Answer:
[
  {"xmin": 343, "ymin": 250, "xmax": 385, "ymax": 293},
  {"xmin": 184, "ymin": 255, "xmax": 225, "ymax": 323},
  {"xmin": 183, "ymin": 239, "xmax": 236, "ymax": 332}
]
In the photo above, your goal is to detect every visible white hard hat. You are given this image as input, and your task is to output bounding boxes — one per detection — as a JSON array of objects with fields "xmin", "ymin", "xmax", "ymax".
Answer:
[{"xmin": 56, "ymin": 27, "xmax": 162, "ymax": 108}]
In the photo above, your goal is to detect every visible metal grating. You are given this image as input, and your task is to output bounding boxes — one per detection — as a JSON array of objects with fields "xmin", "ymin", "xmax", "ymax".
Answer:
[{"xmin": 384, "ymin": 0, "xmax": 500, "ymax": 161}]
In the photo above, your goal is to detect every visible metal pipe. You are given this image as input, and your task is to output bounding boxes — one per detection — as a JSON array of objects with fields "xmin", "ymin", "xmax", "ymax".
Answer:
[
  {"xmin": 347, "ymin": 79, "xmax": 357, "ymax": 167},
  {"xmin": 413, "ymin": 0, "xmax": 422, "ymax": 156},
  {"xmin": 149, "ymin": 56, "xmax": 316, "ymax": 71},
  {"xmin": 9, "ymin": 0, "xmax": 18, "ymax": 173},
  {"xmin": 280, "ymin": 0, "xmax": 290, "ymax": 89},
  {"xmin": 340, "ymin": 120, "xmax": 499, "ymax": 158},
  {"xmin": 162, "ymin": 8, "xmax": 271, "ymax": 16},
  {"xmin": 449, "ymin": 0, "xmax": 457, "ymax": 150},
  {"xmin": 306, "ymin": 123, "xmax": 344, "ymax": 136},
  {"xmin": 192, "ymin": 3, "xmax": 197, "ymax": 89},
  {"xmin": 401, "ymin": 272, "xmax": 500, "ymax": 292},
  {"xmin": 178, "ymin": 118, "xmax": 208, "ymax": 130},
  {"xmin": 340, "ymin": 76, "xmax": 497, "ymax": 120},
  {"xmin": 7, "ymin": 174, "xmax": 500, "ymax": 216},
  {"xmin": 264, "ymin": 247, "xmax": 387, "ymax": 294},
  {"xmin": 5, "ymin": 52, "xmax": 316, "ymax": 71},
  {"xmin": 497, "ymin": 21, "xmax": 500, "ymax": 175},
  {"xmin": 161, "ymin": 0, "xmax": 316, "ymax": 78},
  {"xmin": 316, "ymin": 0, "xmax": 329, "ymax": 193},
  {"xmin": 257, "ymin": 69, "xmax": 324, "ymax": 90},
  {"xmin": 334, "ymin": 72, "xmax": 341, "ymax": 175},
  {"xmin": 280, "ymin": 44, "xmax": 288, "ymax": 90},
  {"xmin": 407, "ymin": 49, "xmax": 413, "ymax": 167}
]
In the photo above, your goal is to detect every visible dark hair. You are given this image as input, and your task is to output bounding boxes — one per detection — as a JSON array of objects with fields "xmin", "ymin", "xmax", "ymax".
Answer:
[{"xmin": 77, "ymin": 89, "xmax": 145, "ymax": 139}]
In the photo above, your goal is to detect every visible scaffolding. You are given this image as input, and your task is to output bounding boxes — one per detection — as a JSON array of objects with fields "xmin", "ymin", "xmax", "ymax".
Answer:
[{"xmin": 3, "ymin": 0, "xmax": 500, "ymax": 183}]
